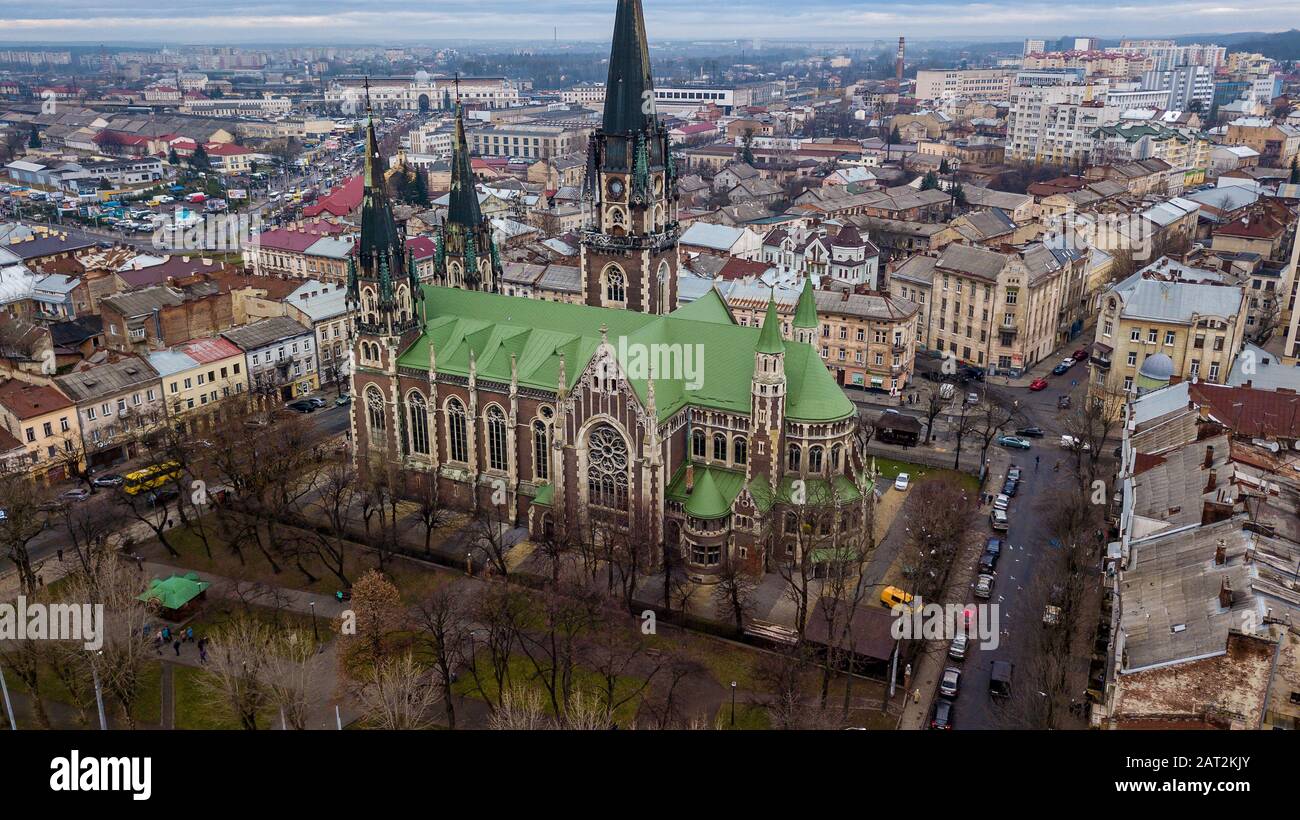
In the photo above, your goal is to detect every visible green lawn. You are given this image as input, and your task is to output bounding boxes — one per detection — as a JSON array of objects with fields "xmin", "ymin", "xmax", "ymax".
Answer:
[
  {"xmin": 715, "ymin": 702, "xmax": 771, "ymax": 730},
  {"xmin": 871, "ymin": 457, "xmax": 979, "ymax": 493},
  {"xmin": 2, "ymin": 657, "xmax": 162, "ymax": 728}
]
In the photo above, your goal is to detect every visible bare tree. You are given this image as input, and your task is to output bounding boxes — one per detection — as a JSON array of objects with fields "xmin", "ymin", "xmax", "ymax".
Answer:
[
  {"xmin": 195, "ymin": 615, "xmax": 274, "ymax": 730},
  {"xmin": 712, "ymin": 561, "xmax": 757, "ymax": 635},
  {"xmin": 412, "ymin": 584, "xmax": 471, "ymax": 729},
  {"xmin": 356, "ymin": 651, "xmax": 442, "ymax": 730},
  {"xmin": 0, "ymin": 469, "xmax": 50, "ymax": 595}
]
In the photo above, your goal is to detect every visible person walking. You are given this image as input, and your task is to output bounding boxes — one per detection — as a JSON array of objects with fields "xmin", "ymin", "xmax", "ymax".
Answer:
[
  {"xmin": 1035, "ymin": 455, "xmax": 1040, "ymax": 471},
  {"xmin": 172, "ymin": 639, "xmax": 181, "ymax": 657}
]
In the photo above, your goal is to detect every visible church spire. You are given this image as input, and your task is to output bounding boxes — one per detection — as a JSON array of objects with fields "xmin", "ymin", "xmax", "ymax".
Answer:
[
  {"xmin": 446, "ymin": 102, "xmax": 482, "ymax": 229},
  {"xmin": 602, "ymin": 0, "xmax": 656, "ymax": 135}
]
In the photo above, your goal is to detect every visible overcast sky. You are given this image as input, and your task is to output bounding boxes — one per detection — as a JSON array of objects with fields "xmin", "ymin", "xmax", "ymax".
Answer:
[{"xmin": 0, "ymin": 1, "xmax": 1292, "ymax": 44}]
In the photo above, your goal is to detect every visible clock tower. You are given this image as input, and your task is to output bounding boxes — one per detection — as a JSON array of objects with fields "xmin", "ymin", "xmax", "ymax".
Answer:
[{"xmin": 580, "ymin": 0, "xmax": 679, "ymax": 315}]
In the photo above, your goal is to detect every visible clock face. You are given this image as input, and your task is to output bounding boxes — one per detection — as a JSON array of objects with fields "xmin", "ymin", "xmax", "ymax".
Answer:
[{"xmin": 607, "ymin": 178, "xmax": 625, "ymax": 198}]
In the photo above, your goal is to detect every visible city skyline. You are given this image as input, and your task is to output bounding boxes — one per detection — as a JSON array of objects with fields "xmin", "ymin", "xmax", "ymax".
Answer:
[{"xmin": 0, "ymin": 1, "xmax": 1296, "ymax": 44}]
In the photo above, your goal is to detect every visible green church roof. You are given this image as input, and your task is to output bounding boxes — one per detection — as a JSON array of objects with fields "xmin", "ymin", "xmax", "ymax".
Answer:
[
  {"xmin": 666, "ymin": 462, "xmax": 746, "ymax": 519},
  {"xmin": 396, "ymin": 286, "xmax": 853, "ymax": 424},
  {"xmin": 756, "ymin": 292, "xmax": 785, "ymax": 355},
  {"xmin": 671, "ymin": 287, "xmax": 734, "ymax": 325},
  {"xmin": 793, "ymin": 277, "xmax": 818, "ymax": 329}
]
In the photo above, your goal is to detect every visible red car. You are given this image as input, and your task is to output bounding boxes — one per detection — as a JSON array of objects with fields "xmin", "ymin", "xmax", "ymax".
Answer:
[
  {"xmin": 1072, "ymin": 348, "xmax": 1089, "ymax": 361},
  {"xmin": 1029, "ymin": 378, "xmax": 1049, "ymax": 391}
]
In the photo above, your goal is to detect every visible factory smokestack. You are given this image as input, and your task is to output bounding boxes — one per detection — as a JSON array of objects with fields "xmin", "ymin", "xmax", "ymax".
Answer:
[{"xmin": 896, "ymin": 36, "xmax": 905, "ymax": 82}]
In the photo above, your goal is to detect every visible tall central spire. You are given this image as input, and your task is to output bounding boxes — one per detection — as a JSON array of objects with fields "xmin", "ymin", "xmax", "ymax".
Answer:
[
  {"xmin": 602, "ymin": 0, "xmax": 656, "ymax": 135},
  {"xmin": 446, "ymin": 104, "xmax": 482, "ymax": 228}
]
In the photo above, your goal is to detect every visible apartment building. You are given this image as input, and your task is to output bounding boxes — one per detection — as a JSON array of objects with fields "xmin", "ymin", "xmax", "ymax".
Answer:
[
  {"xmin": 54, "ymin": 357, "xmax": 165, "ymax": 469},
  {"xmin": 914, "ymin": 69, "xmax": 1013, "ymax": 102},
  {"xmin": 1141, "ymin": 65, "xmax": 1214, "ymax": 111},
  {"xmin": 1224, "ymin": 118, "xmax": 1300, "ymax": 169},
  {"xmin": 468, "ymin": 122, "xmax": 593, "ymax": 161},
  {"xmin": 1089, "ymin": 122, "xmax": 1210, "ymax": 172},
  {"xmin": 282, "ymin": 280, "xmax": 352, "ymax": 393},
  {"xmin": 1089, "ymin": 262, "xmax": 1247, "ymax": 400},
  {"xmin": 925, "ymin": 241, "xmax": 1085, "ymax": 376},
  {"xmin": 221, "ymin": 315, "xmax": 317, "ymax": 403},
  {"xmin": 328, "ymin": 76, "xmax": 520, "ymax": 111},
  {"xmin": 147, "ymin": 337, "xmax": 248, "ymax": 427},
  {"xmin": 0, "ymin": 379, "xmax": 81, "ymax": 482},
  {"xmin": 1007, "ymin": 84, "xmax": 1119, "ymax": 167},
  {"xmin": 722, "ymin": 281, "xmax": 920, "ymax": 392},
  {"xmin": 248, "ymin": 222, "xmax": 355, "ymax": 283}
]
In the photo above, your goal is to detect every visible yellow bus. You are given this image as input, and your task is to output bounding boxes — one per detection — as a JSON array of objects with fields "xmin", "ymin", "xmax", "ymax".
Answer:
[{"xmin": 123, "ymin": 461, "xmax": 182, "ymax": 496}]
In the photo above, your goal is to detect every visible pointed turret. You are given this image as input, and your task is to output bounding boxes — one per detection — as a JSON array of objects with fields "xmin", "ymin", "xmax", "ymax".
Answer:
[
  {"xmin": 348, "ymin": 80, "xmax": 423, "ymax": 341},
  {"xmin": 602, "ymin": 0, "xmax": 656, "ymax": 136},
  {"xmin": 446, "ymin": 106, "xmax": 483, "ymax": 229},
  {"xmin": 433, "ymin": 102, "xmax": 500, "ymax": 293},
  {"xmin": 756, "ymin": 291, "xmax": 786, "ymax": 355},
  {"xmin": 793, "ymin": 277, "xmax": 818, "ymax": 346}
]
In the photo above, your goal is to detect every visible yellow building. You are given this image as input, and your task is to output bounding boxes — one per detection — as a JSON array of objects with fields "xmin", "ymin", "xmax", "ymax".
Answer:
[
  {"xmin": 0, "ymin": 378, "xmax": 82, "ymax": 482},
  {"xmin": 147, "ymin": 338, "xmax": 249, "ymax": 427},
  {"xmin": 1089, "ymin": 264, "xmax": 1247, "ymax": 401}
]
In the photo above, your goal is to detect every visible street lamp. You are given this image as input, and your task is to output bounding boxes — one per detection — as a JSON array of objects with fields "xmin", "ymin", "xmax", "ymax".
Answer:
[
  {"xmin": 310, "ymin": 600, "xmax": 318, "ymax": 643},
  {"xmin": 730, "ymin": 680, "xmax": 737, "ymax": 726}
]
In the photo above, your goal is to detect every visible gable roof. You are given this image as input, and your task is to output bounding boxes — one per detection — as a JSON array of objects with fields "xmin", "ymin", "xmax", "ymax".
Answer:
[{"xmin": 395, "ymin": 286, "xmax": 852, "ymax": 424}]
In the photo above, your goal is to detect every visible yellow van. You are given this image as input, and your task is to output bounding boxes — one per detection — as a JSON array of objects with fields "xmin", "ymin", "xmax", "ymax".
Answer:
[{"xmin": 880, "ymin": 586, "xmax": 914, "ymax": 610}]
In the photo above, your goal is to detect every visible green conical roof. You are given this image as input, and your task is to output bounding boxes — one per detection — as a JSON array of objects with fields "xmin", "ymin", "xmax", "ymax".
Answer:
[
  {"xmin": 358, "ymin": 108, "xmax": 404, "ymax": 275},
  {"xmin": 684, "ymin": 467, "xmax": 730, "ymax": 519},
  {"xmin": 794, "ymin": 277, "xmax": 818, "ymax": 329},
  {"xmin": 602, "ymin": 0, "xmax": 656, "ymax": 135},
  {"xmin": 756, "ymin": 292, "xmax": 785, "ymax": 355}
]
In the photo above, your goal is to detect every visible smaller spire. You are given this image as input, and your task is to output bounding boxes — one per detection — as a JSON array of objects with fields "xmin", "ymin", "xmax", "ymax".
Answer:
[
  {"xmin": 793, "ymin": 277, "xmax": 818, "ymax": 330},
  {"xmin": 756, "ymin": 289, "xmax": 785, "ymax": 355}
]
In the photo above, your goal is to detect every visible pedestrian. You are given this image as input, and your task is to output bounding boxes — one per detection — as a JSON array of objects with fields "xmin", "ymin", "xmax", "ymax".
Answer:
[
  {"xmin": 161, "ymin": 626, "xmax": 170, "ymax": 642},
  {"xmin": 185, "ymin": 626, "xmax": 194, "ymax": 643},
  {"xmin": 57, "ymin": 548, "xmax": 63, "ymax": 562},
  {"xmin": 199, "ymin": 644, "xmax": 207, "ymax": 664},
  {"xmin": 173, "ymin": 639, "xmax": 181, "ymax": 657},
  {"xmin": 912, "ymin": 688, "xmax": 920, "ymax": 704}
]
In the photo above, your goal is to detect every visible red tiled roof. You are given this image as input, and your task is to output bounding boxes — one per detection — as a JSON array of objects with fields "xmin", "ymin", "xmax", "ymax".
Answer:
[
  {"xmin": 406, "ymin": 235, "xmax": 437, "ymax": 260},
  {"xmin": 0, "ymin": 426, "xmax": 22, "ymax": 453},
  {"xmin": 717, "ymin": 257, "xmax": 772, "ymax": 281},
  {"xmin": 254, "ymin": 221, "xmax": 350, "ymax": 253},
  {"xmin": 0, "ymin": 380, "xmax": 74, "ymax": 420},
  {"xmin": 1190, "ymin": 382, "xmax": 1300, "ymax": 439},
  {"xmin": 303, "ymin": 175, "xmax": 362, "ymax": 218},
  {"xmin": 177, "ymin": 337, "xmax": 242, "ymax": 365}
]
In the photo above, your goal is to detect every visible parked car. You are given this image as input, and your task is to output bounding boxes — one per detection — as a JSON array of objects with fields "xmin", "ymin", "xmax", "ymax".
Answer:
[
  {"xmin": 335, "ymin": 394, "xmax": 351, "ymax": 406},
  {"xmin": 1001, "ymin": 479, "xmax": 1018, "ymax": 497},
  {"xmin": 1006, "ymin": 466, "xmax": 1022, "ymax": 482},
  {"xmin": 1072, "ymin": 348, "xmax": 1089, "ymax": 361},
  {"xmin": 984, "ymin": 537, "xmax": 1003, "ymax": 560},
  {"xmin": 307, "ymin": 397, "xmax": 326, "ymax": 408},
  {"xmin": 939, "ymin": 666, "xmax": 962, "ymax": 698},
  {"xmin": 1057, "ymin": 395, "xmax": 1071, "ymax": 409},
  {"xmin": 974, "ymin": 574, "xmax": 994, "ymax": 599},
  {"xmin": 948, "ymin": 633, "xmax": 969, "ymax": 660},
  {"xmin": 1015, "ymin": 426, "xmax": 1045, "ymax": 438},
  {"xmin": 978, "ymin": 552, "xmax": 997, "ymax": 574},
  {"xmin": 91, "ymin": 473, "xmax": 123, "ymax": 488},
  {"xmin": 894, "ymin": 473, "xmax": 910, "ymax": 492},
  {"xmin": 990, "ymin": 509, "xmax": 1009, "ymax": 531},
  {"xmin": 60, "ymin": 488, "xmax": 90, "ymax": 502},
  {"xmin": 1060, "ymin": 435, "xmax": 1091, "ymax": 451},
  {"xmin": 930, "ymin": 698, "xmax": 954, "ymax": 729},
  {"xmin": 287, "ymin": 399, "xmax": 317, "ymax": 413},
  {"xmin": 990, "ymin": 660, "xmax": 1014, "ymax": 698},
  {"xmin": 966, "ymin": 392, "xmax": 980, "ymax": 405},
  {"xmin": 996, "ymin": 435, "xmax": 1032, "ymax": 450},
  {"xmin": 1029, "ymin": 378, "xmax": 1048, "ymax": 391},
  {"xmin": 993, "ymin": 493, "xmax": 1009, "ymax": 511},
  {"xmin": 880, "ymin": 586, "xmax": 914, "ymax": 610},
  {"xmin": 1051, "ymin": 360, "xmax": 1072, "ymax": 376}
]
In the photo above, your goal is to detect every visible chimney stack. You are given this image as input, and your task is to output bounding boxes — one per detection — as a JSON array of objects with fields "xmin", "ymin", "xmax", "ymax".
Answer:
[
  {"xmin": 1214, "ymin": 538, "xmax": 1226, "ymax": 565},
  {"xmin": 1218, "ymin": 576, "xmax": 1233, "ymax": 609},
  {"xmin": 1205, "ymin": 469, "xmax": 1217, "ymax": 493},
  {"xmin": 896, "ymin": 37, "xmax": 905, "ymax": 83},
  {"xmin": 1204, "ymin": 445, "xmax": 1214, "ymax": 468}
]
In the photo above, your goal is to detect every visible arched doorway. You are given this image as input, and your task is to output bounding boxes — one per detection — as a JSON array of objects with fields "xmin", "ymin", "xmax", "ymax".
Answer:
[{"xmin": 417, "ymin": 94, "xmax": 430, "ymax": 113}]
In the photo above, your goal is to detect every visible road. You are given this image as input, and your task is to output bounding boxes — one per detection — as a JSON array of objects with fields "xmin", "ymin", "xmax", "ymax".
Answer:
[
  {"xmin": 944, "ymin": 369, "xmax": 1091, "ymax": 729},
  {"xmin": 0, "ymin": 397, "xmax": 353, "ymax": 581}
]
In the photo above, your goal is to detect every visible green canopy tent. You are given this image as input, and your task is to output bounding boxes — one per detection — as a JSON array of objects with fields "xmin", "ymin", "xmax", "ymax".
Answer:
[{"xmin": 137, "ymin": 573, "xmax": 211, "ymax": 620}]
